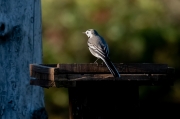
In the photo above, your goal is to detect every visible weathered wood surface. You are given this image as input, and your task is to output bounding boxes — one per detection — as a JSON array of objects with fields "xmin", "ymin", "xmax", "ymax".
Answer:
[
  {"xmin": 32, "ymin": 63, "xmax": 169, "ymax": 74},
  {"xmin": 0, "ymin": 0, "xmax": 47, "ymax": 119},
  {"xmin": 30, "ymin": 63, "xmax": 174, "ymax": 87}
]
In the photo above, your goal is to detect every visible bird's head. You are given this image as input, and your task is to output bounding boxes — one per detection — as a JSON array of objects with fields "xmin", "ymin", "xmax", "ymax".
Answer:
[{"xmin": 82, "ymin": 29, "xmax": 99, "ymax": 38}]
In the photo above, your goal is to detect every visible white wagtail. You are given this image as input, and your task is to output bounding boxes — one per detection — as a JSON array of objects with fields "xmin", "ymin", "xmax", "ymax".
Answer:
[{"xmin": 83, "ymin": 29, "xmax": 120, "ymax": 78}]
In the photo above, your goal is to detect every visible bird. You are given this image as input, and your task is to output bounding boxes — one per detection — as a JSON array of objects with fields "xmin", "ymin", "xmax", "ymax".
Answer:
[{"xmin": 82, "ymin": 29, "xmax": 120, "ymax": 78}]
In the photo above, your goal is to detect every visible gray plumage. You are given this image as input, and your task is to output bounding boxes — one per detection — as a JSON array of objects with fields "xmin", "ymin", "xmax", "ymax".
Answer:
[{"xmin": 83, "ymin": 29, "xmax": 120, "ymax": 78}]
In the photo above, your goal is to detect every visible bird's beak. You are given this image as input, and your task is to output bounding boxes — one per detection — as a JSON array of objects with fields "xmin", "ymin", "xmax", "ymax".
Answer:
[{"xmin": 82, "ymin": 32, "xmax": 86, "ymax": 34}]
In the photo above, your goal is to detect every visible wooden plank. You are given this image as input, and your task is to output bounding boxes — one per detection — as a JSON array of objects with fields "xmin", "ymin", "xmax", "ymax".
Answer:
[
  {"xmin": 30, "ymin": 79, "xmax": 76, "ymax": 88},
  {"xmin": 55, "ymin": 74, "xmax": 168, "ymax": 81},
  {"xmin": 30, "ymin": 64, "xmax": 55, "ymax": 75},
  {"xmin": 31, "ymin": 71, "xmax": 54, "ymax": 80},
  {"xmin": 117, "ymin": 63, "xmax": 168, "ymax": 73},
  {"xmin": 30, "ymin": 70, "xmax": 169, "ymax": 81},
  {"xmin": 54, "ymin": 63, "xmax": 168, "ymax": 74},
  {"xmin": 29, "ymin": 64, "xmax": 174, "ymax": 87},
  {"xmin": 31, "ymin": 63, "xmax": 168, "ymax": 74},
  {"xmin": 66, "ymin": 74, "xmax": 168, "ymax": 82},
  {"xmin": 30, "ymin": 74, "xmax": 170, "ymax": 87},
  {"xmin": 40, "ymin": 64, "xmax": 59, "ymax": 67}
]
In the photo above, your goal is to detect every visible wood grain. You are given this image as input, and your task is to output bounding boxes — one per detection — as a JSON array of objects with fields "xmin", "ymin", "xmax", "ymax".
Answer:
[
  {"xmin": 30, "ymin": 63, "xmax": 174, "ymax": 87},
  {"xmin": 0, "ymin": 1, "xmax": 46, "ymax": 118}
]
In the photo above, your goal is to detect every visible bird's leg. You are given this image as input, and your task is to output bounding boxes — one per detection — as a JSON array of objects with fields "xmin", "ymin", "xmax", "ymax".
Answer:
[
  {"xmin": 94, "ymin": 58, "xmax": 99, "ymax": 64},
  {"xmin": 101, "ymin": 61, "xmax": 104, "ymax": 65}
]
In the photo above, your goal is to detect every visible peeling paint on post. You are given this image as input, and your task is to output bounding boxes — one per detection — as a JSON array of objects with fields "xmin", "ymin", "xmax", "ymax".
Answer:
[{"xmin": 0, "ymin": 0, "xmax": 47, "ymax": 119}]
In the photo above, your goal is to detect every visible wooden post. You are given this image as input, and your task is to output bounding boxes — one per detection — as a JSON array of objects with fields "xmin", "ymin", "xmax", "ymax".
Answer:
[
  {"xmin": 0, "ymin": 0, "xmax": 47, "ymax": 119},
  {"xmin": 68, "ymin": 82, "xmax": 139, "ymax": 119}
]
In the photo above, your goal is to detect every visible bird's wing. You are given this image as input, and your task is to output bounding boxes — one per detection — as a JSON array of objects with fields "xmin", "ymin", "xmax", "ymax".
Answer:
[
  {"xmin": 87, "ymin": 41, "xmax": 108, "ymax": 58},
  {"xmin": 103, "ymin": 43, "xmax": 109, "ymax": 55},
  {"xmin": 98, "ymin": 36, "xmax": 109, "ymax": 55}
]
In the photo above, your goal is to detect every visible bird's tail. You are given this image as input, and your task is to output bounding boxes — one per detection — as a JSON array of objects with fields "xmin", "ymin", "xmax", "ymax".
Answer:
[{"xmin": 102, "ymin": 57, "xmax": 120, "ymax": 78}]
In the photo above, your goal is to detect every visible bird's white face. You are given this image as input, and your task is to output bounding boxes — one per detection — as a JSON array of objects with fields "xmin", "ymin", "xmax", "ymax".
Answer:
[{"xmin": 85, "ymin": 30, "xmax": 93, "ymax": 38}]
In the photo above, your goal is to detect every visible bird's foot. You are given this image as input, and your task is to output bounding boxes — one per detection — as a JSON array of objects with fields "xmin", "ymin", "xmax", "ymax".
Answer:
[
  {"xmin": 101, "ymin": 62, "xmax": 104, "ymax": 65},
  {"xmin": 94, "ymin": 58, "xmax": 99, "ymax": 64}
]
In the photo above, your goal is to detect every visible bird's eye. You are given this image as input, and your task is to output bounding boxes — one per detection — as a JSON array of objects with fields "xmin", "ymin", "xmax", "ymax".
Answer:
[{"xmin": 87, "ymin": 32, "xmax": 88, "ymax": 34}]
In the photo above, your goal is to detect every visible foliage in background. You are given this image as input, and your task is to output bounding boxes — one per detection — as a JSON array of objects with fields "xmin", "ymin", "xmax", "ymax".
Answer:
[{"xmin": 42, "ymin": 0, "xmax": 180, "ymax": 119}]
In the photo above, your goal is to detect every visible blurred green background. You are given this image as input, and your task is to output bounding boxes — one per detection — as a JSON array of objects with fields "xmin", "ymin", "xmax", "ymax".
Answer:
[{"xmin": 42, "ymin": 0, "xmax": 180, "ymax": 119}]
